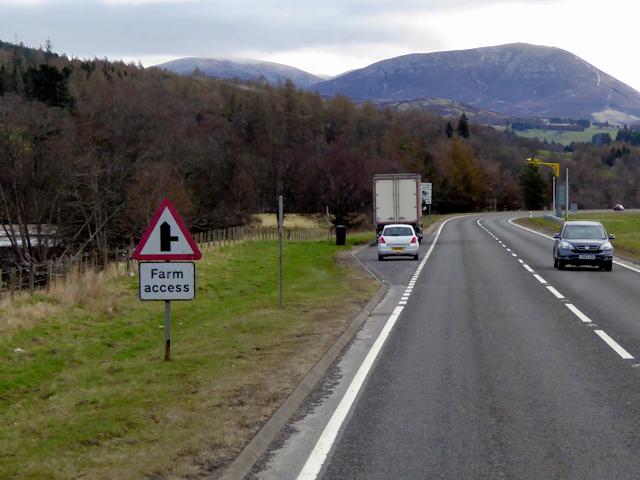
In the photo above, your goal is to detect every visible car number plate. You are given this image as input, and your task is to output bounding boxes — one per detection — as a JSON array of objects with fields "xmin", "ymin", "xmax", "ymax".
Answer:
[
  {"xmin": 391, "ymin": 247, "xmax": 404, "ymax": 251},
  {"xmin": 579, "ymin": 255, "xmax": 596, "ymax": 260}
]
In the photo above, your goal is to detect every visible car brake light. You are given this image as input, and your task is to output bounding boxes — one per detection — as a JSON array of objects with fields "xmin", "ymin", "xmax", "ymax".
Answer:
[
  {"xmin": 411, "ymin": 237, "xmax": 417, "ymax": 244},
  {"xmin": 379, "ymin": 237, "xmax": 386, "ymax": 244}
]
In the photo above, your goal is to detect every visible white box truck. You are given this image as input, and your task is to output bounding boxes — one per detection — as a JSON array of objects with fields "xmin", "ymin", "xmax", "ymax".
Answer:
[{"xmin": 373, "ymin": 173, "xmax": 423, "ymax": 242}]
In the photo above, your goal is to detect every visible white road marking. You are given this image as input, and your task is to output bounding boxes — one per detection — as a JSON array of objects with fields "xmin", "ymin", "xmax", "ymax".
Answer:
[
  {"xmin": 566, "ymin": 304, "xmax": 592, "ymax": 323},
  {"xmin": 533, "ymin": 274, "xmax": 547, "ymax": 284},
  {"xmin": 595, "ymin": 330, "xmax": 634, "ymax": 359},
  {"xmin": 296, "ymin": 217, "xmax": 455, "ymax": 480},
  {"xmin": 547, "ymin": 286, "xmax": 565, "ymax": 299},
  {"xmin": 523, "ymin": 264, "xmax": 535, "ymax": 273}
]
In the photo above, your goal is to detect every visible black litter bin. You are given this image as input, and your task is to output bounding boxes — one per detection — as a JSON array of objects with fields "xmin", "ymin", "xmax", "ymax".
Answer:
[{"xmin": 335, "ymin": 225, "xmax": 347, "ymax": 245}]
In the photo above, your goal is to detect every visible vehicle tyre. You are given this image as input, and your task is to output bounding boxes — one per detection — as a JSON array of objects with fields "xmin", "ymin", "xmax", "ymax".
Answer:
[
  {"xmin": 553, "ymin": 257, "xmax": 558, "ymax": 268},
  {"xmin": 558, "ymin": 260, "xmax": 566, "ymax": 270},
  {"xmin": 602, "ymin": 261, "xmax": 613, "ymax": 272},
  {"xmin": 378, "ymin": 254, "xmax": 384, "ymax": 261},
  {"xmin": 413, "ymin": 254, "xmax": 419, "ymax": 260}
]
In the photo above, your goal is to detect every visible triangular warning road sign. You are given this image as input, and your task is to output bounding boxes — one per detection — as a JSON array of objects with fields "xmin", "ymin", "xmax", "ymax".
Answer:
[{"xmin": 132, "ymin": 199, "xmax": 202, "ymax": 260}]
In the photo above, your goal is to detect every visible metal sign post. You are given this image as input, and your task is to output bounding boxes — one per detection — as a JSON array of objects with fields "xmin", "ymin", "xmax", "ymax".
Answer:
[
  {"xmin": 279, "ymin": 195, "xmax": 283, "ymax": 309},
  {"xmin": 326, "ymin": 206, "xmax": 331, "ymax": 243},
  {"xmin": 165, "ymin": 300, "xmax": 171, "ymax": 360},
  {"xmin": 133, "ymin": 199, "xmax": 201, "ymax": 361}
]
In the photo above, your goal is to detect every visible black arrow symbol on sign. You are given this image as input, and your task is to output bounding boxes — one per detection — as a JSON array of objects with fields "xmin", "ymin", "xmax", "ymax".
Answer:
[{"xmin": 160, "ymin": 222, "xmax": 179, "ymax": 251}]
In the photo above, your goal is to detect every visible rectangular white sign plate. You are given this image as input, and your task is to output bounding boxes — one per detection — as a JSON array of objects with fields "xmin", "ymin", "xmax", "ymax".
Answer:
[{"xmin": 139, "ymin": 262, "xmax": 196, "ymax": 301}]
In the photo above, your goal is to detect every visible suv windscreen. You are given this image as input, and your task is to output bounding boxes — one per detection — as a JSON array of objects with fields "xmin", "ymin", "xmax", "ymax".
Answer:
[{"xmin": 563, "ymin": 225, "xmax": 606, "ymax": 240}]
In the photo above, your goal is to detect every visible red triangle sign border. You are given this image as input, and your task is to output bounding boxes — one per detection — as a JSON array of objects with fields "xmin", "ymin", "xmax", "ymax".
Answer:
[{"xmin": 132, "ymin": 199, "xmax": 202, "ymax": 261}]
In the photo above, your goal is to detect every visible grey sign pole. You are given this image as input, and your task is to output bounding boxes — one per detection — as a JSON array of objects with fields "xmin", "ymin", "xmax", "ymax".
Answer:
[
  {"xmin": 326, "ymin": 206, "xmax": 331, "ymax": 243},
  {"xmin": 165, "ymin": 300, "xmax": 171, "ymax": 360},
  {"xmin": 279, "ymin": 195, "xmax": 283, "ymax": 308}
]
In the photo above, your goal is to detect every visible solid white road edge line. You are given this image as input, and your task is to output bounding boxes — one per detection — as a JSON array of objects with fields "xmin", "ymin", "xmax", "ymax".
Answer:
[
  {"xmin": 295, "ymin": 217, "xmax": 455, "ymax": 480},
  {"xmin": 595, "ymin": 330, "xmax": 634, "ymax": 359}
]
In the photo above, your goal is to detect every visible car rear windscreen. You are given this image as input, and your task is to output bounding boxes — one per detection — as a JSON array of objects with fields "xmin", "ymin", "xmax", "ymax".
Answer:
[{"xmin": 384, "ymin": 227, "xmax": 414, "ymax": 236}]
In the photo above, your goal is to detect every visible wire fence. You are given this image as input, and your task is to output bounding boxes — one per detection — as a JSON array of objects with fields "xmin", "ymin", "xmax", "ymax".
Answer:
[{"xmin": 0, "ymin": 225, "xmax": 330, "ymax": 301}]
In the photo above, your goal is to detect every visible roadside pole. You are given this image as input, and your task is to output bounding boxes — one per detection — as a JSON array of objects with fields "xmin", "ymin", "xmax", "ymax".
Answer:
[
  {"xmin": 165, "ymin": 300, "xmax": 171, "ymax": 360},
  {"xmin": 279, "ymin": 195, "xmax": 283, "ymax": 309},
  {"xmin": 326, "ymin": 206, "xmax": 331, "ymax": 244},
  {"xmin": 565, "ymin": 167, "xmax": 569, "ymax": 222}
]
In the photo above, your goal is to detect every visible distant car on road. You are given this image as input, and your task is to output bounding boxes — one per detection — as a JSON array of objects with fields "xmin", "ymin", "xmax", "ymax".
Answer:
[
  {"xmin": 378, "ymin": 224, "xmax": 419, "ymax": 261},
  {"xmin": 614, "ymin": 204, "xmax": 625, "ymax": 211},
  {"xmin": 553, "ymin": 220, "xmax": 614, "ymax": 271}
]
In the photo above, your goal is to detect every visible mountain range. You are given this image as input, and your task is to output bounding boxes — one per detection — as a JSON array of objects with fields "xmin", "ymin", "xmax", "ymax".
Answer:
[
  {"xmin": 155, "ymin": 57, "xmax": 323, "ymax": 88},
  {"xmin": 155, "ymin": 43, "xmax": 640, "ymax": 125}
]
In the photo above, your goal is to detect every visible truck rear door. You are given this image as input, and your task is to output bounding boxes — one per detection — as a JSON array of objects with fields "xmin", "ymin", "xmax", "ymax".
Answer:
[
  {"xmin": 375, "ymin": 179, "xmax": 396, "ymax": 223},
  {"xmin": 397, "ymin": 178, "xmax": 419, "ymax": 222}
]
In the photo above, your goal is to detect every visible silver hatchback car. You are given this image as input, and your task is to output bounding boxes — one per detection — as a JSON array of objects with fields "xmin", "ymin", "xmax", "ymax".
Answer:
[
  {"xmin": 553, "ymin": 220, "xmax": 614, "ymax": 271},
  {"xmin": 378, "ymin": 224, "xmax": 419, "ymax": 261}
]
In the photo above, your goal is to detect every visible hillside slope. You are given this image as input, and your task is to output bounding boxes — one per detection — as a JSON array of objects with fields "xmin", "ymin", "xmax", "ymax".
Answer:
[
  {"xmin": 154, "ymin": 57, "xmax": 323, "ymax": 88},
  {"xmin": 309, "ymin": 43, "xmax": 640, "ymax": 124}
]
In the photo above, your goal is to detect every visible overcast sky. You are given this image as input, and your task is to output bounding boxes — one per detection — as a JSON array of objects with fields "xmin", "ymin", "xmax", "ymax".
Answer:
[{"xmin": 3, "ymin": 0, "xmax": 640, "ymax": 91}]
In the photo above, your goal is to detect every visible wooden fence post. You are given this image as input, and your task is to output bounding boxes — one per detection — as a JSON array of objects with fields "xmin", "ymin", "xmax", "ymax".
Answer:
[
  {"xmin": 46, "ymin": 260, "xmax": 52, "ymax": 293},
  {"xmin": 29, "ymin": 262, "xmax": 34, "ymax": 295},
  {"xmin": 10, "ymin": 267, "xmax": 16, "ymax": 301}
]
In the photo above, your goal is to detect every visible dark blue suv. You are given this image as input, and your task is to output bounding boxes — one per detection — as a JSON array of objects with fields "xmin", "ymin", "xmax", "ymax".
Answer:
[{"xmin": 553, "ymin": 221, "xmax": 614, "ymax": 271}]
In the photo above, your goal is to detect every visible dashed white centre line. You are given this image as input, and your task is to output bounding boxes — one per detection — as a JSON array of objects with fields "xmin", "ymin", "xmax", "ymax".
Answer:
[
  {"xmin": 533, "ymin": 274, "xmax": 547, "ymax": 284},
  {"xmin": 547, "ymin": 286, "xmax": 565, "ymax": 299},
  {"xmin": 523, "ymin": 264, "xmax": 535, "ymax": 273},
  {"xmin": 595, "ymin": 330, "xmax": 634, "ymax": 359},
  {"xmin": 566, "ymin": 303, "xmax": 592, "ymax": 323}
]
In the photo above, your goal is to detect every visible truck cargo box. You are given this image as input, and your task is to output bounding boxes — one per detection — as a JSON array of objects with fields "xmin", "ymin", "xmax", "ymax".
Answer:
[{"xmin": 373, "ymin": 173, "xmax": 423, "ymax": 240}]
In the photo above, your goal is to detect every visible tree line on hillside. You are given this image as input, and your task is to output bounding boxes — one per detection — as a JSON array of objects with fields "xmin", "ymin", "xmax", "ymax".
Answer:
[{"xmin": 2, "ymin": 39, "xmax": 640, "ymax": 270}]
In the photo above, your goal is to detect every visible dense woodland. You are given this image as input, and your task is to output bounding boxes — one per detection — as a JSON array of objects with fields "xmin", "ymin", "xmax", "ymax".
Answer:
[{"xmin": 2, "ymin": 39, "xmax": 640, "ymax": 268}]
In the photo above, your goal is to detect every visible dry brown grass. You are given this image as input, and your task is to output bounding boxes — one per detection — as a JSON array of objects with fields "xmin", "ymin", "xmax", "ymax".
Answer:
[
  {"xmin": 0, "ymin": 264, "xmax": 126, "ymax": 331},
  {"xmin": 255, "ymin": 213, "xmax": 324, "ymax": 229}
]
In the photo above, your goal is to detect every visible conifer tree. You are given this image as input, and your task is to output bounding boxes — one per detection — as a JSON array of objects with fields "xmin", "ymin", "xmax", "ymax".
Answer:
[
  {"xmin": 445, "ymin": 121, "xmax": 454, "ymax": 138},
  {"xmin": 457, "ymin": 112, "xmax": 470, "ymax": 139},
  {"xmin": 519, "ymin": 164, "xmax": 547, "ymax": 210}
]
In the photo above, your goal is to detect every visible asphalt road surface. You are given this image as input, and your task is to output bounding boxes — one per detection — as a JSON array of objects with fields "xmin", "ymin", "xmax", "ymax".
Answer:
[{"xmin": 254, "ymin": 213, "xmax": 640, "ymax": 480}]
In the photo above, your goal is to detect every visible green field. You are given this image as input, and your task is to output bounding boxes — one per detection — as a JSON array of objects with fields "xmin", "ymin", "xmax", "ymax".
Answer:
[
  {"xmin": 0, "ymin": 234, "xmax": 379, "ymax": 479},
  {"xmin": 495, "ymin": 126, "xmax": 617, "ymax": 146}
]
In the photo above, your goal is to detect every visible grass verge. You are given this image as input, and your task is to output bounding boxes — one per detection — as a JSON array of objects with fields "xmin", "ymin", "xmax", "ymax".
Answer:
[{"xmin": 0, "ymin": 233, "xmax": 379, "ymax": 479}]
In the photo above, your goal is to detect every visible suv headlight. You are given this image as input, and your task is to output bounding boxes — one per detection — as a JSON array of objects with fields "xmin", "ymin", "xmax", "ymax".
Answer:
[
  {"xmin": 560, "ymin": 241, "xmax": 573, "ymax": 249},
  {"xmin": 600, "ymin": 241, "xmax": 613, "ymax": 251}
]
